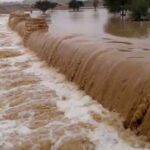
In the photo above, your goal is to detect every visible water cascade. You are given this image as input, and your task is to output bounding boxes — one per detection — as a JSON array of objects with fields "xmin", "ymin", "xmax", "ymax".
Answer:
[{"xmin": 8, "ymin": 12, "xmax": 150, "ymax": 139}]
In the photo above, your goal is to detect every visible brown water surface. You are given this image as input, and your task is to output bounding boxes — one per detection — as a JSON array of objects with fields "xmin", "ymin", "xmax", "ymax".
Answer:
[
  {"xmin": 7, "ymin": 10, "xmax": 150, "ymax": 149},
  {"xmin": 36, "ymin": 9, "xmax": 150, "ymax": 39}
]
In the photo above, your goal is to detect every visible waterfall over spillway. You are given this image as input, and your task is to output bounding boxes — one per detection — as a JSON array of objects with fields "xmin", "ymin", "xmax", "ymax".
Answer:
[{"xmin": 4, "ymin": 12, "xmax": 150, "ymax": 149}]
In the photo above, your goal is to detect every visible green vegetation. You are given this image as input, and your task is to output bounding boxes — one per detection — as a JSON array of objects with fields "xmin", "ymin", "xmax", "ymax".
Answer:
[
  {"xmin": 104, "ymin": 0, "xmax": 150, "ymax": 20},
  {"xmin": 129, "ymin": 0, "xmax": 150, "ymax": 20},
  {"xmin": 69, "ymin": 0, "xmax": 84, "ymax": 11},
  {"xmin": 104, "ymin": 0, "xmax": 128, "ymax": 13},
  {"xmin": 34, "ymin": 0, "xmax": 57, "ymax": 14}
]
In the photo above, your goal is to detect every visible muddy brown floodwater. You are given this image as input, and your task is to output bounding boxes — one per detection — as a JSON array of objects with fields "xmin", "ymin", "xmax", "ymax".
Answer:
[
  {"xmin": 1, "ymin": 10, "xmax": 150, "ymax": 150},
  {"xmin": 33, "ymin": 9, "xmax": 150, "ymax": 39}
]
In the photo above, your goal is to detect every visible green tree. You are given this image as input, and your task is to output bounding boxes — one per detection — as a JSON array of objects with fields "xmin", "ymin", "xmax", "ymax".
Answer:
[
  {"xmin": 34, "ymin": 0, "xmax": 57, "ymax": 14},
  {"xmin": 104, "ymin": 0, "xmax": 128, "ymax": 13},
  {"xmin": 104, "ymin": 0, "xmax": 150, "ymax": 20},
  {"xmin": 129, "ymin": 0, "xmax": 150, "ymax": 20},
  {"xmin": 68, "ymin": 0, "xmax": 84, "ymax": 11}
]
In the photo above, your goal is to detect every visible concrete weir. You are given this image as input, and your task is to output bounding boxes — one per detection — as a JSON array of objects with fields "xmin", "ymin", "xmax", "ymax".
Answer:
[{"xmin": 8, "ymin": 12, "xmax": 150, "ymax": 139}]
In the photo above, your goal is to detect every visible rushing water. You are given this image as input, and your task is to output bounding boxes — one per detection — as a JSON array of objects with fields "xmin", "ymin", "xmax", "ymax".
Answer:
[
  {"xmin": 35, "ymin": 8, "xmax": 150, "ymax": 39},
  {"xmin": 1, "ymin": 14, "xmax": 150, "ymax": 150}
]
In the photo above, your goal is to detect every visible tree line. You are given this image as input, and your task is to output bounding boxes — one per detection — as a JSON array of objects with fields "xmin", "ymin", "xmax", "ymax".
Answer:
[
  {"xmin": 104, "ymin": 0, "xmax": 150, "ymax": 20},
  {"xmin": 34, "ymin": 0, "xmax": 85, "ymax": 13},
  {"xmin": 34, "ymin": 0, "xmax": 57, "ymax": 13},
  {"xmin": 34, "ymin": 0, "xmax": 150, "ymax": 21}
]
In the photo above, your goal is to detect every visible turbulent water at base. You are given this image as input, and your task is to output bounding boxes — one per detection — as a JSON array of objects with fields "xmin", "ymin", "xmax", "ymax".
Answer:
[
  {"xmin": 25, "ymin": 28, "xmax": 150, "ymax": 137},
  {"xmin": 0, "ymin": 14, "xmax": 150, "ymax": 150}
]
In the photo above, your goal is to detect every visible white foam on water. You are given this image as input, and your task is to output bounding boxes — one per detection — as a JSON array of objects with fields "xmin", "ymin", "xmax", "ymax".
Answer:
[{"xmin": 24, "ymin": 58, "xmax": 150, "ymax": 150}]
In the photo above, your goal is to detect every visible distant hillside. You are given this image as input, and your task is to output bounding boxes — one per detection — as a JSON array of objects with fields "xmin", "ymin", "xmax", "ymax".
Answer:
[
  {"xmin": 23, "ymin": 0, "xmax": 103, "ymax": 6},
  {"xmin": 0, "ymin": 0, "xmax": 103, "ymax": 14},
  {"xmin": 0, "ymin": 3, "xmax": 67, "ymax": 14},
  {"xmin": 23, "ymin": 0, "xmax": 71, "ymax": 5},
  {"xmin": 23, "ymin": 0, "xmax": 95, "ymax": 5},
  {"xmin": 0, "ymin": 3, "xmax": 31, "ymax": 14}
]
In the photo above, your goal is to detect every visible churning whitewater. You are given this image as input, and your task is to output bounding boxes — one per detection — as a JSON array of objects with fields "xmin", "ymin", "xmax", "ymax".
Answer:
[{"xmin": 0, "ymin": 14, "xmax": 150, "ymax": 150}]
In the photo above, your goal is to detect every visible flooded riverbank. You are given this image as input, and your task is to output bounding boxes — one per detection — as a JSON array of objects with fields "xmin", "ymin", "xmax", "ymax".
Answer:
[
  {"xmin": 39, "ymin": 9, "xmax": 150, "ymax": 39},
  {"xmin": 1, "ymin": 14, "xmax": 150, "ymax": 150}
]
